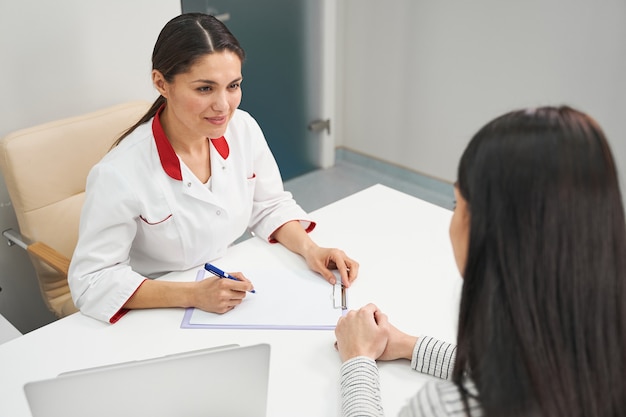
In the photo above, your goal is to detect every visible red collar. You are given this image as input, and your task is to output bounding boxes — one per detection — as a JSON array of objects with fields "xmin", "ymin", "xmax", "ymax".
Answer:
[
  {"xmin": 152, "ymin": 105, "xmax": 182, "ymax": 180},
  {"xmin": 152, "ymin": 105, "xmax": 229, "ymax": 181}
]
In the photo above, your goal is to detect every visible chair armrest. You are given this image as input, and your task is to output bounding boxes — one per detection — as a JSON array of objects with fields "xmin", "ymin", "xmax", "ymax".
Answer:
[
  {"xmin": 27, "ymin": 241, "xmax": 70, "ymax": 276},
  {"xmin": 2, "ymin": 229, "xmax": 70, "ymax": 276}
]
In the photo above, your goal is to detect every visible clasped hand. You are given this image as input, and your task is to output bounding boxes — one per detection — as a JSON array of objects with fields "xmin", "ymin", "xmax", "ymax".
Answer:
[{"xmin": 334, "ymin": 303, "xmax": 417, "ymax": 363}]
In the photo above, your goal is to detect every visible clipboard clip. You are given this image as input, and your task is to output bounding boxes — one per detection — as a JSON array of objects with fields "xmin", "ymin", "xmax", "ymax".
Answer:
[{"xmin": 333, "ymin": 283, "xmax": 347, "ymax": 310}]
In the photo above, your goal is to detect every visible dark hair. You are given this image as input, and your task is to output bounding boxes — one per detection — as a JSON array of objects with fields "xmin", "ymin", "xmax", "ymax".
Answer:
[
  {"xmin": 452, "ymin": 106, "xmax": 626, "ymax": 416},
  {"xmin": 113, "ymin": 13, "xmax": 245, "ymax": 146}
]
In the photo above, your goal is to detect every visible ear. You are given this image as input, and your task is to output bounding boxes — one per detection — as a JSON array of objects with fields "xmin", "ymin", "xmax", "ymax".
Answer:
[{"xmin": 152, "ymin": 70, "xmax": 168, "ymax": 97}]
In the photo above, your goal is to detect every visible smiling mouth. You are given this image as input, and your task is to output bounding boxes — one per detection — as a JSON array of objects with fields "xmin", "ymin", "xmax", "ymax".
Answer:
[{"xmin": 206, "ymin": 116, "xmax": 226, "ymax": 125}]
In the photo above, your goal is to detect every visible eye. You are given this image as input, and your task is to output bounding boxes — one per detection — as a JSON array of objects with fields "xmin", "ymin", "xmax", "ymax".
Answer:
[
  {"xmin": 228, "ymin": 82, "xmax": 241, "ymax": 90},
  {"xmin": 197, "ymin": 86, "xmax": 212, "ymax": 93}
]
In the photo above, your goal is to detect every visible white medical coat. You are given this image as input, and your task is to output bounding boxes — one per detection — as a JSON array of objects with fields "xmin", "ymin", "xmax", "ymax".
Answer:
[{"xmin": 68, "ymin": 108, "xmax": 314, "ymax": 323}]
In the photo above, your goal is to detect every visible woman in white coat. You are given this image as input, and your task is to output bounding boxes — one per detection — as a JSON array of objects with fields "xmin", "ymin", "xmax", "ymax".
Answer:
[{"xmin": 68, "ymin": 13, "xmax": 359, "ymax": 324}]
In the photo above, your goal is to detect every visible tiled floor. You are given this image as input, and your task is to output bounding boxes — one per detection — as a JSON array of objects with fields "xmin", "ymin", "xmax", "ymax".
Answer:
[{"xmin": 283, "ymin": 148, "xmax": 455, "ymax": 213}]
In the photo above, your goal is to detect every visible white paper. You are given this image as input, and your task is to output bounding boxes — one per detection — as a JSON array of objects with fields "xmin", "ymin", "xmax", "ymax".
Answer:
[{"xmin": 185, "ymin": 268, "xmax": 344, "ymax": 329}]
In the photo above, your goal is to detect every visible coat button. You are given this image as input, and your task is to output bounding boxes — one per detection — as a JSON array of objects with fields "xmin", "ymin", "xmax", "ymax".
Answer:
[
  {"xmin": 187, "ymin": 182, "xmax": 192, "ymax": 187},
  {"xmin": 216, "ymin": 210, "xmax": 221, "ymax": 216}
]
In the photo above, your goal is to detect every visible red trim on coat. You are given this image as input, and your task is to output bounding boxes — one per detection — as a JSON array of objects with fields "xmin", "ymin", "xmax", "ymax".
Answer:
[
  {"xmin": 151, "ymin": 106, "xmax": 230, "ymax": 180},
  {"xmin": 152, "ymin": 105, "xmax": 183, "ymax": 181},
  {"xmin": 268, "ymin": 220, "xmax": 317, "ymax": 244},
  {"xmin": 109, "ymin": 278, "xmax": 148, "ymax": 324},
  {"xmin": 139, "ymin": 214, "xmax": 173, "ymax": 225},
  {"xmin": 210, "ymin": 136, "xmax": 229, "ymax": 159},
  {"xmin": 109, "ymin": 308, "xmax": 129, "ymax": 324}
]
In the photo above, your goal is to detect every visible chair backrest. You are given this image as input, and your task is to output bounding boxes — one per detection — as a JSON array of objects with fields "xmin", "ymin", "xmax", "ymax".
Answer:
[{"xmin": 0, "ymin": 101, "xmax": 151, "ymax": 317}]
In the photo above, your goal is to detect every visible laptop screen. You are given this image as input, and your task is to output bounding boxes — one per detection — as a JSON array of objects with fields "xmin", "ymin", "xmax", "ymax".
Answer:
[{"xmin": 24, "ymin": 344, "xmax": 270, "ymax": 417}]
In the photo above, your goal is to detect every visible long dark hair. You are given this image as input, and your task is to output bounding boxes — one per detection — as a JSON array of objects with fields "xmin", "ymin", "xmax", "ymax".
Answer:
[
  {"xmin": 112, "ymin": 13, "xmax": 245, "ymax": 147},
  {"xmin": 452, "ymin": 106, "xmax": 626, "ymax": 416}
]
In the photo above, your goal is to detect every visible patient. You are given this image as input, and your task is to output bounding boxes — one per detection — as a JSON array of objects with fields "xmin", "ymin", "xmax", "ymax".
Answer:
[{"xmin": 335, "ymin": 106, "xmax": 626, "ymax": 416}]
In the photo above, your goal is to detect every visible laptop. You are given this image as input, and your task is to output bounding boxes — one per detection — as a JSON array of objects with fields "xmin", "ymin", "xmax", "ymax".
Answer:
[{"xmin": 23, "ymin": 343, "xmax": 271, "ymax": 417}]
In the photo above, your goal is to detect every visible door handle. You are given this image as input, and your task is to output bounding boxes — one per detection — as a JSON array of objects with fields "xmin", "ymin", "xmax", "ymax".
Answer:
[{"xmin": 308, "ymin": 119, "xmax": 330, "ymax": 135}]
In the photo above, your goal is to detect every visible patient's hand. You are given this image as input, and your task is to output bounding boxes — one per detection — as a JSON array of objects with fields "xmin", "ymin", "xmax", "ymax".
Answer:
[
  {"xmin": 334, "ymin": 303, "xmax": 388, "ymax": 362},
  {"xmin": 377, "ymin": 322, "xmax": 418, "ymax": 362}
]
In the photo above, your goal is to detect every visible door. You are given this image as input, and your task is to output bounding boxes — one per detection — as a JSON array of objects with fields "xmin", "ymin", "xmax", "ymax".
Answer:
[{"xmin": 181, "ymin": 0, "xmax": 328, "ymax": 180}]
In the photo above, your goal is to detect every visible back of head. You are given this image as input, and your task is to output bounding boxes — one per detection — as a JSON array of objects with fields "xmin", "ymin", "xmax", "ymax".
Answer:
[{"xmin": 453, "ymin": 106, "xmax": 626, "ymax": 417}]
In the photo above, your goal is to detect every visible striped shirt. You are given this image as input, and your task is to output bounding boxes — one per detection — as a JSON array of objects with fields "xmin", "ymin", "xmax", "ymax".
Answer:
[{"xmin": 340, "ymin": 336, "xmax": 483, "ymax": 417}]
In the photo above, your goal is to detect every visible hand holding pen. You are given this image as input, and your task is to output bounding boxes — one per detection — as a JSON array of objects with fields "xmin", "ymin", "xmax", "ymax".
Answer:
[
  {"xmin": 191, "ymin": 264, "xmax": 255, "ymax": 314},
  {"xmin": 205, "ymin": 263, "xmax": 256, "ymax": 293}
]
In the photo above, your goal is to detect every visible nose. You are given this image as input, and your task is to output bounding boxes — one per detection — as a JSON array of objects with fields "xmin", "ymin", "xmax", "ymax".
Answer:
[{"xmin": 212, "ymin": 90, "xmax": 228, "ymax": 112}]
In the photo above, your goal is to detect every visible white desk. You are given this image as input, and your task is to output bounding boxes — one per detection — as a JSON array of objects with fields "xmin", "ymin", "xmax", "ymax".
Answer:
[{"xmin": 0, "ymin": 184, "xmax": 462, "ymax": 417}]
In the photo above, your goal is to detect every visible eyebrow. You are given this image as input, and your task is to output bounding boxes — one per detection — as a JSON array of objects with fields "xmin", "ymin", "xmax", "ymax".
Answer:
[{"xmin": 192, "ymin": 77, "xmax": 243, "ymax": 85}]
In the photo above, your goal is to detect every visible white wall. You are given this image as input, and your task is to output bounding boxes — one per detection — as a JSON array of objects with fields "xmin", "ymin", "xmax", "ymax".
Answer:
[
  {"xmin": 337, "ymin": 0, "xmax": 626, "ymax": 186},
  {"xmin": 3, "ymin": 0, "xmax": 626, "ymax": 332},
  {"xmin": 0, "ymin": 0, "xmax": 181, "ymax": 332}
]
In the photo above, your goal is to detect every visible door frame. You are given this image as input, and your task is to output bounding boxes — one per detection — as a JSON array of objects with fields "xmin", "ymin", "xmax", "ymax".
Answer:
[{"xmin": 320, "ymin": 0, "xmax": 337, "ymax": 169}]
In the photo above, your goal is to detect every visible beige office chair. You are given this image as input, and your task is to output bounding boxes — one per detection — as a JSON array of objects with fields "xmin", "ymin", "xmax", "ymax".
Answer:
[{"xmin": 0, "ymin": 101, "xmax": 151, "ymax": 318}]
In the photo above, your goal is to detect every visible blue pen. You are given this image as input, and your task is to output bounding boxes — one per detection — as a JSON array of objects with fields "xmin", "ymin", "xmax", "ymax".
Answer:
[{"xmin": 204, "ymin": 263, "xmax": 256, "ymax": 293}]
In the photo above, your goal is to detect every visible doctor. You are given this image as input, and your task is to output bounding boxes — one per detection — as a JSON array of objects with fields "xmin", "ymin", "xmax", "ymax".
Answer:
[{"xmin": 68, "ymin": 13, "xmax": 359, "ymax": 324}]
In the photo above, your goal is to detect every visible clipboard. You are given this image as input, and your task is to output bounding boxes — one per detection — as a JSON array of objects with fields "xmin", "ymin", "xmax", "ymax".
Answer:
[{"xmin": 181, "ymin": 267, "xmax": 347, "ymax": 330}]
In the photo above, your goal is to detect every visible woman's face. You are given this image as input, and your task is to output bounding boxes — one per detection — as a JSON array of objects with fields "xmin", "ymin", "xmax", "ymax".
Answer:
[
  {"xmin": 449, "ymin": 185, "xmax": 470, "ymax": 276},
  {"xmin": 153, "ymin": 50, "xmax": 243, "ymax": 140}
]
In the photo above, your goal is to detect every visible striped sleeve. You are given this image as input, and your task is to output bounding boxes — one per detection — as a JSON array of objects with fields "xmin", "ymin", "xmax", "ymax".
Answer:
[
  {"xmin": 340, "ymin": 356, "xmax": 384, "ymax": 417},
  {"xmin": 411, "ymin": 336, "xmax": 457, "ymax": 380},
  {"xmin": 339, "ymin": 338, "xmax": 480, "ymax": 417},
  {"xmin": 399, "ymin": 380, "xmax": 483, "ymax": 417}
]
